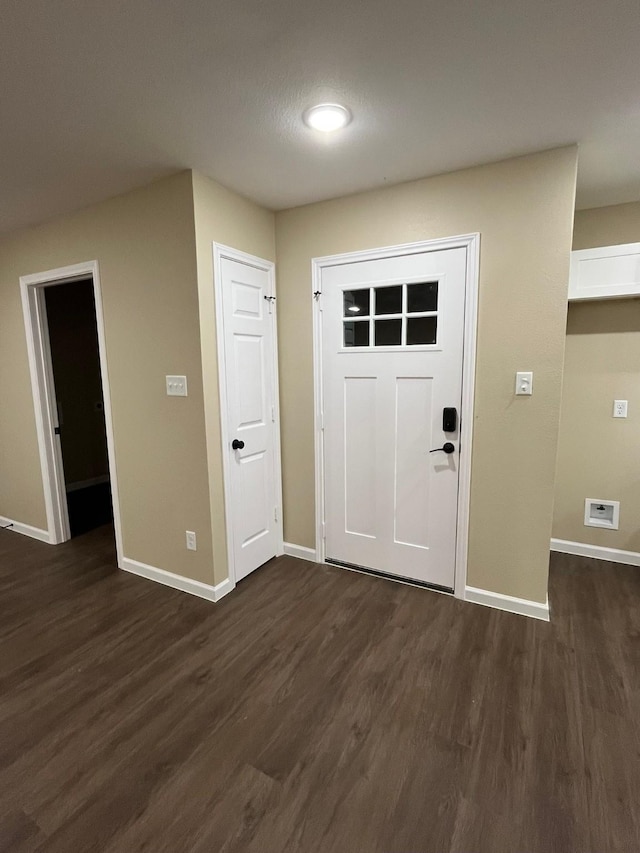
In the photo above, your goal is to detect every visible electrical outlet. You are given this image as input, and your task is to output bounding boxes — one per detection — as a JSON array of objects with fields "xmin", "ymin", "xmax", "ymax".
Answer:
[
  {"xmin": 186, "ymin": 530, "xmax": 197, "ymax": 551},
  {"xmin": 613, "ymin": 400, "xmax": 628, "ymax": 418}
]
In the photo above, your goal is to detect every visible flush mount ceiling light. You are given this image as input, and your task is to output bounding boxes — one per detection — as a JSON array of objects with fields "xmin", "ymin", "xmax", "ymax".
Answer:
[{"xmin": 303, "ymin": 103, "xmax": 352, "ymax": 132}]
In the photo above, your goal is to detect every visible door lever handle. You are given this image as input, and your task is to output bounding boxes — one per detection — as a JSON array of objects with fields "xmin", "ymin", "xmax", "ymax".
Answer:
[{"xmin": 430, "ymin": 442, "xmax": 455, "ymax": 454}]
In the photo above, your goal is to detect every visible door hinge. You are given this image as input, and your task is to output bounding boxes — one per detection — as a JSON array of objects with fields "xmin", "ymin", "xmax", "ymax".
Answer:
[
  {"xmin": 274, "ymin": 506, "xmax": 279, "ymax": 523},
  {"xmin": 54, "ymin": 426, "xmax": 61, "ymax": 435},
  {"xmin": 321, "ymin": 521, "xmax": 326, "ymax": 540},
  {"xmin": 271, "ymin": 405, "xmax": 275, "ymax": 423}
]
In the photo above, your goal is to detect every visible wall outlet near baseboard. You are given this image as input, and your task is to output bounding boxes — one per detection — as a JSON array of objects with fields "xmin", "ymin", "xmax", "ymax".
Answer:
[
  {"xmin": 584, "ymin": 498, "xmax": 620, "ymax": 530},
  {"xmin": 186, "ymin": 530, "xmax": 197, "ymax": 550}
]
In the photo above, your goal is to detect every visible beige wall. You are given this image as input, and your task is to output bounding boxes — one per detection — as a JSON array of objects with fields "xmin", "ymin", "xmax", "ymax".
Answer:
[
  {"xmin": 0, "ymin": 172, "xmax": 216, "ymax": 585},
  {"xmin": 553, "ymin": 201, "xmax": 640, "ymax": 550},
  {"xmin": 275, "ymin": 147, "xmax": 578, "ymax": 603},
  {"xmin": 573, "ymin": 200, "xmax": 640, "ymax": 250},
  {"xmin": 191, "ymin": 172, "xmax": 276, "ymax": 584}
]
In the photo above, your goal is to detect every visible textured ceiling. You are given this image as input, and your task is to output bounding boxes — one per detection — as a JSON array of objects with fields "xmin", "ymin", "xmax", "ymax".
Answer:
[{"xmin": 1, "ymin": 0, "xmax": 639, "ymax": 233}]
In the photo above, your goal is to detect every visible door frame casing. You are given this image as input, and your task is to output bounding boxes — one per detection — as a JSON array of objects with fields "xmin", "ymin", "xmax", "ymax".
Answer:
[
  {"xmin": 212, "ymin": 243, "xmax": 284, "ymax": 586},
  {"xmin": 20, "ymin": 260, "xmax": 124, "ymax": 564},
  {"xmin": 311, "ymin": 234, "xmax": 480, "ymax": 598}
]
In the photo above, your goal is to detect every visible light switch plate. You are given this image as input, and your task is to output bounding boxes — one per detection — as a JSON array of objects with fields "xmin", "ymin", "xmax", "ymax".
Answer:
[
  {"xmin": 166, "ymin": 375, "xmax": 188, "ymax": 397},
  {"xmin": 515, "ymin": 371, "xmax": 533, "ymax": 396},
  {"xmin": 613, "ymin": 400, "xmax": 628, "ymax": 418}
]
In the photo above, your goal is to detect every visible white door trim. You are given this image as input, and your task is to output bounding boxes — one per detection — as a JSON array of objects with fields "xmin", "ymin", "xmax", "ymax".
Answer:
[
  {"xmin": 311, "ymin": 234, "xmax": 480, "ymax": 598},
  {"xmin": 20, "ymin": 261, "xmax": 124, "ymax": 566},
  {"xmin": 212, "ymin": 243, "xmax": 284, "ymax": 586}
]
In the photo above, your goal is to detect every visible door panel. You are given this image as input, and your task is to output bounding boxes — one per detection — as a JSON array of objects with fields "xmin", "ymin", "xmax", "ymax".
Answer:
[
  {"xmin": 220, "ymin": 255, "xmax": 280, "ymax": 582},
  {"xmin": 394, "ymin": 376, "xmax": 432, "ymax": 549},
  {"xmin": 322, "ymin": 247, "xmax": 467, "ymax": 589},
  {"xmin": 234, "ymin": 335, "xmax": 264, "ymax": 427},
  {"xmin": 344, "ymin": 376, "xmax": 377, "ymax": 538}
]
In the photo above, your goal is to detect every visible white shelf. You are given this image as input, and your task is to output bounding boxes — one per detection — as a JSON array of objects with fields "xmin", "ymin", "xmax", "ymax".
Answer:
[{"xmin": 569, "ymin": 242, "xmax": 640, "ymax": 301}]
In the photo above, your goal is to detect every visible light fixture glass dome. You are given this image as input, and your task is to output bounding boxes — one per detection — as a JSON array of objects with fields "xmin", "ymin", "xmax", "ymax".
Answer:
[{"xmin": 303, "ymin": 103, "xmax": 352, "ymax": 132}]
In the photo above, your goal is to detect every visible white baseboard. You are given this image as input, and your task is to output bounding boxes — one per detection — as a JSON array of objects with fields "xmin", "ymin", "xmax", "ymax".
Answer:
[
  {"xmin": 283, "ymin": 542, "xmax": 318, "ymax": 562},
  {"xmin": 120, "ymin": 557, "xmax": 235, "ymax": 602},
  {"xmin": 66, "ymin": 475, "xmax": 110, "ymax": 493},
  {"xmin": 0, "ymin": 515, "xmax": 50, "ymax": 543},
  {"xmin": 465, "ymin": 585, "xmax": 550, "ymax": 621},
  {"xmin": 551, "ymin": 538, "xmax": 640, "ymax": 567}
]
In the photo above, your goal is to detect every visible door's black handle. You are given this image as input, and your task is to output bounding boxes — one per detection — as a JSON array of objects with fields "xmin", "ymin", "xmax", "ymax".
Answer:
[
  {"xmin": 232, "ymin": 439, "xmax": 245, "ymax": 450},
  {"xmin": 430, "ymin": 442, "xmax": 455, "ymax": 454}
]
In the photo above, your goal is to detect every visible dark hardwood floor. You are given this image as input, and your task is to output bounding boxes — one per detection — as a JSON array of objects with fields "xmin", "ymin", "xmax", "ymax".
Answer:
[{"xmin": 1, "ymin": 525, "xmax": 639, "ymax": 852}]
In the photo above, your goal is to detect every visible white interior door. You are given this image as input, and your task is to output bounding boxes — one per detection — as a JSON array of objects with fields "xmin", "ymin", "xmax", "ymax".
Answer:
[
  {"xmin": 218, "ymin": 251, "xmax": 282, "ymax": 582},
  {"xmin": 321, "ymin": 247, "xmax": 467, "ymax": 590}
]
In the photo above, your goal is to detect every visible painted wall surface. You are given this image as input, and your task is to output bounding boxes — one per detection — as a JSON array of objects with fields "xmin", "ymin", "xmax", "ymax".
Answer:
[
  {"xmin": 45, "ymin": 280, "xmax": 109, "ymax": 486},
  {"xmin": 0, "ymin": 172, "xmax": 216, "ymax": 584},
  {"xmin": 553, "ymin": 202, "xmax": 640, "ymax": 551},
  {"xmin": 573, "ymin": 200, "xmax": 640, "ymax": 249},
  {"xmin": 275, "ymin": 147, "xmax": 578, "ymax": 603},
  {"xmin": 191, "ymin": 171, "xmax": 276, "ymax": 584}
]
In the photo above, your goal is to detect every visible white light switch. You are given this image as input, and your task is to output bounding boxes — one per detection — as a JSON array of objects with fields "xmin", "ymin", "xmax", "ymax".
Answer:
[
  {"xmin": 613, "ymin": 400, "xmax": 628, "ymax": 418},
  {"xmin": 166, "ymin": 375, "xmax": 188, "ymax": 397},
  {"xmin": 515, "ymin": 371, "xmax": 533, "ymax": 396}
]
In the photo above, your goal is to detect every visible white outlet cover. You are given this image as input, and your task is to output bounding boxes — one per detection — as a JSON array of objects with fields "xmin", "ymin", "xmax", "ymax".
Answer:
[
  {"xmin": 613, "ymin": 400, "xmax": 628, "ymax": 418},
  {"xmin": 166, "ymin": 375, "xmax": 188, "ymax": 396},
  {"xmin": 515, "ymin": 371, "xmax": 533, "ymax": 396},
  {"xmin": 584, "ymin": 498, "xmax": 620, "ymax": 530}
]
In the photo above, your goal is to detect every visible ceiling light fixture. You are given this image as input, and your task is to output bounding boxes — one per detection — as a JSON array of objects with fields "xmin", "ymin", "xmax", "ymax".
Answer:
[{"xmin": 303, "ymin": 103, "xmax": 352, "ymax": 132}]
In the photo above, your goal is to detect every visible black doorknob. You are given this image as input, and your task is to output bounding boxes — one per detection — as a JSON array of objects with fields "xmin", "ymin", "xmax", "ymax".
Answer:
[
  {"xmin": 430, "ymin": 442, "xmax": 455, "ymax": 454},
  {"xmin": 232, "ymin": 439, "xmax": 245, "ymax": 450}
]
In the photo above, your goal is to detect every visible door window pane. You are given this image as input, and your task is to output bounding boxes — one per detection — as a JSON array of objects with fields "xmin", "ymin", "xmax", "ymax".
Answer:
[
  {"xmin": 407, "ymin": 316, "xmax": 437, "ymax": 345},
  {"xmin": 344, "ymin": 321, "xmax": 369, "ymax": 347},
  {"xmin": 407, "ymin": 282, "xmax": 438, "ymax": 313},
  {"xmin": 374, "ymin": 286, "xmax": 402, "ymax": 315},
  {"xmin": 343, "ymin": 289, "xmax": 370, "ymax": 317},
  {"xmin": 375, "ymin": 319, "xmax": 402, "ymax": 346}
]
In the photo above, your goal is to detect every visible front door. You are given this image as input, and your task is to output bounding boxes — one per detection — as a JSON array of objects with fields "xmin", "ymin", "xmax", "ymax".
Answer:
[
  {"xmin": 321, "ymin": 246, "xmax": 467, "ymax": 590},
  {"xmin": 218, "ymin": 251, "xmax": 281, "ymax": 582}
]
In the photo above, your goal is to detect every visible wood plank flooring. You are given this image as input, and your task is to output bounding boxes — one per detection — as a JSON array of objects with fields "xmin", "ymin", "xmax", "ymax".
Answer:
[{"xmin": 1, "ymin": 524, "xmax": 639, "ymax": 852}]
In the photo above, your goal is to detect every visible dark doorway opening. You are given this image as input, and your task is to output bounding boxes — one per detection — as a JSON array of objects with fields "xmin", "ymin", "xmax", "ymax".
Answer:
[{"xmin": 44, "ymin": 279, "xmax": 114, "ymax": 537}]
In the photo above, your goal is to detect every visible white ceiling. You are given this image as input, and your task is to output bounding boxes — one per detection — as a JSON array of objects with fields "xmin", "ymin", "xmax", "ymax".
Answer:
[{"xmin": 2, "ymin": 0, "xmax": 639, "ymax": 234}]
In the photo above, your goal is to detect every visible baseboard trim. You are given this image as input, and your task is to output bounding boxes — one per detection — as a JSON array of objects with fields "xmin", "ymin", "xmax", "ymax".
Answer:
[
  {"xmin": 283, "ymin": 542, "xmax": 318, "ymax": 563},
  {"xmin": 465, "ymin": 585, "xmax": 550, "ymax": 621},
  {"xmin": 66, "ymin": 475, "xmax": 110, "ymax": 493},
  {"xmin": 551, "ymin": 538, "xmax": 640, "ymax": 567},
  {"xmin": 120, "ymin": 557, "xmax": 235, "ymax": 602},
  {"xmin": 0, "ymin": 515, "xmax": 50, "ymax": 543}
]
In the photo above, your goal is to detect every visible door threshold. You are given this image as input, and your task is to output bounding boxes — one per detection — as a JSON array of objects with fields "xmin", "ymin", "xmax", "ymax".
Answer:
[{"xmin": 325, "ymin": 558, "xmax": 453, "ymax": 594}]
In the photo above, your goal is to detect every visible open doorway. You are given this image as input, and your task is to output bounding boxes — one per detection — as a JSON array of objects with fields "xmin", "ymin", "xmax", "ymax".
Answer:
[
  {"xmin": 20, "ymin": 261, "xmax": 122, "ymax": 560},
  {"xmin": 44, "ymin": 280, "xmax": 113, "ymax": 537}
]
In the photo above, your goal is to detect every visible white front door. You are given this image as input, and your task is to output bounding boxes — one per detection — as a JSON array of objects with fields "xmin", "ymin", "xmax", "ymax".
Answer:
[
  {"xmin": 218, "ymin": 251, "xmax": 282, "ymax": 582},
  {"xmin": 321, "ymin": 246, "xmax": 467, "ymax": 590}
]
